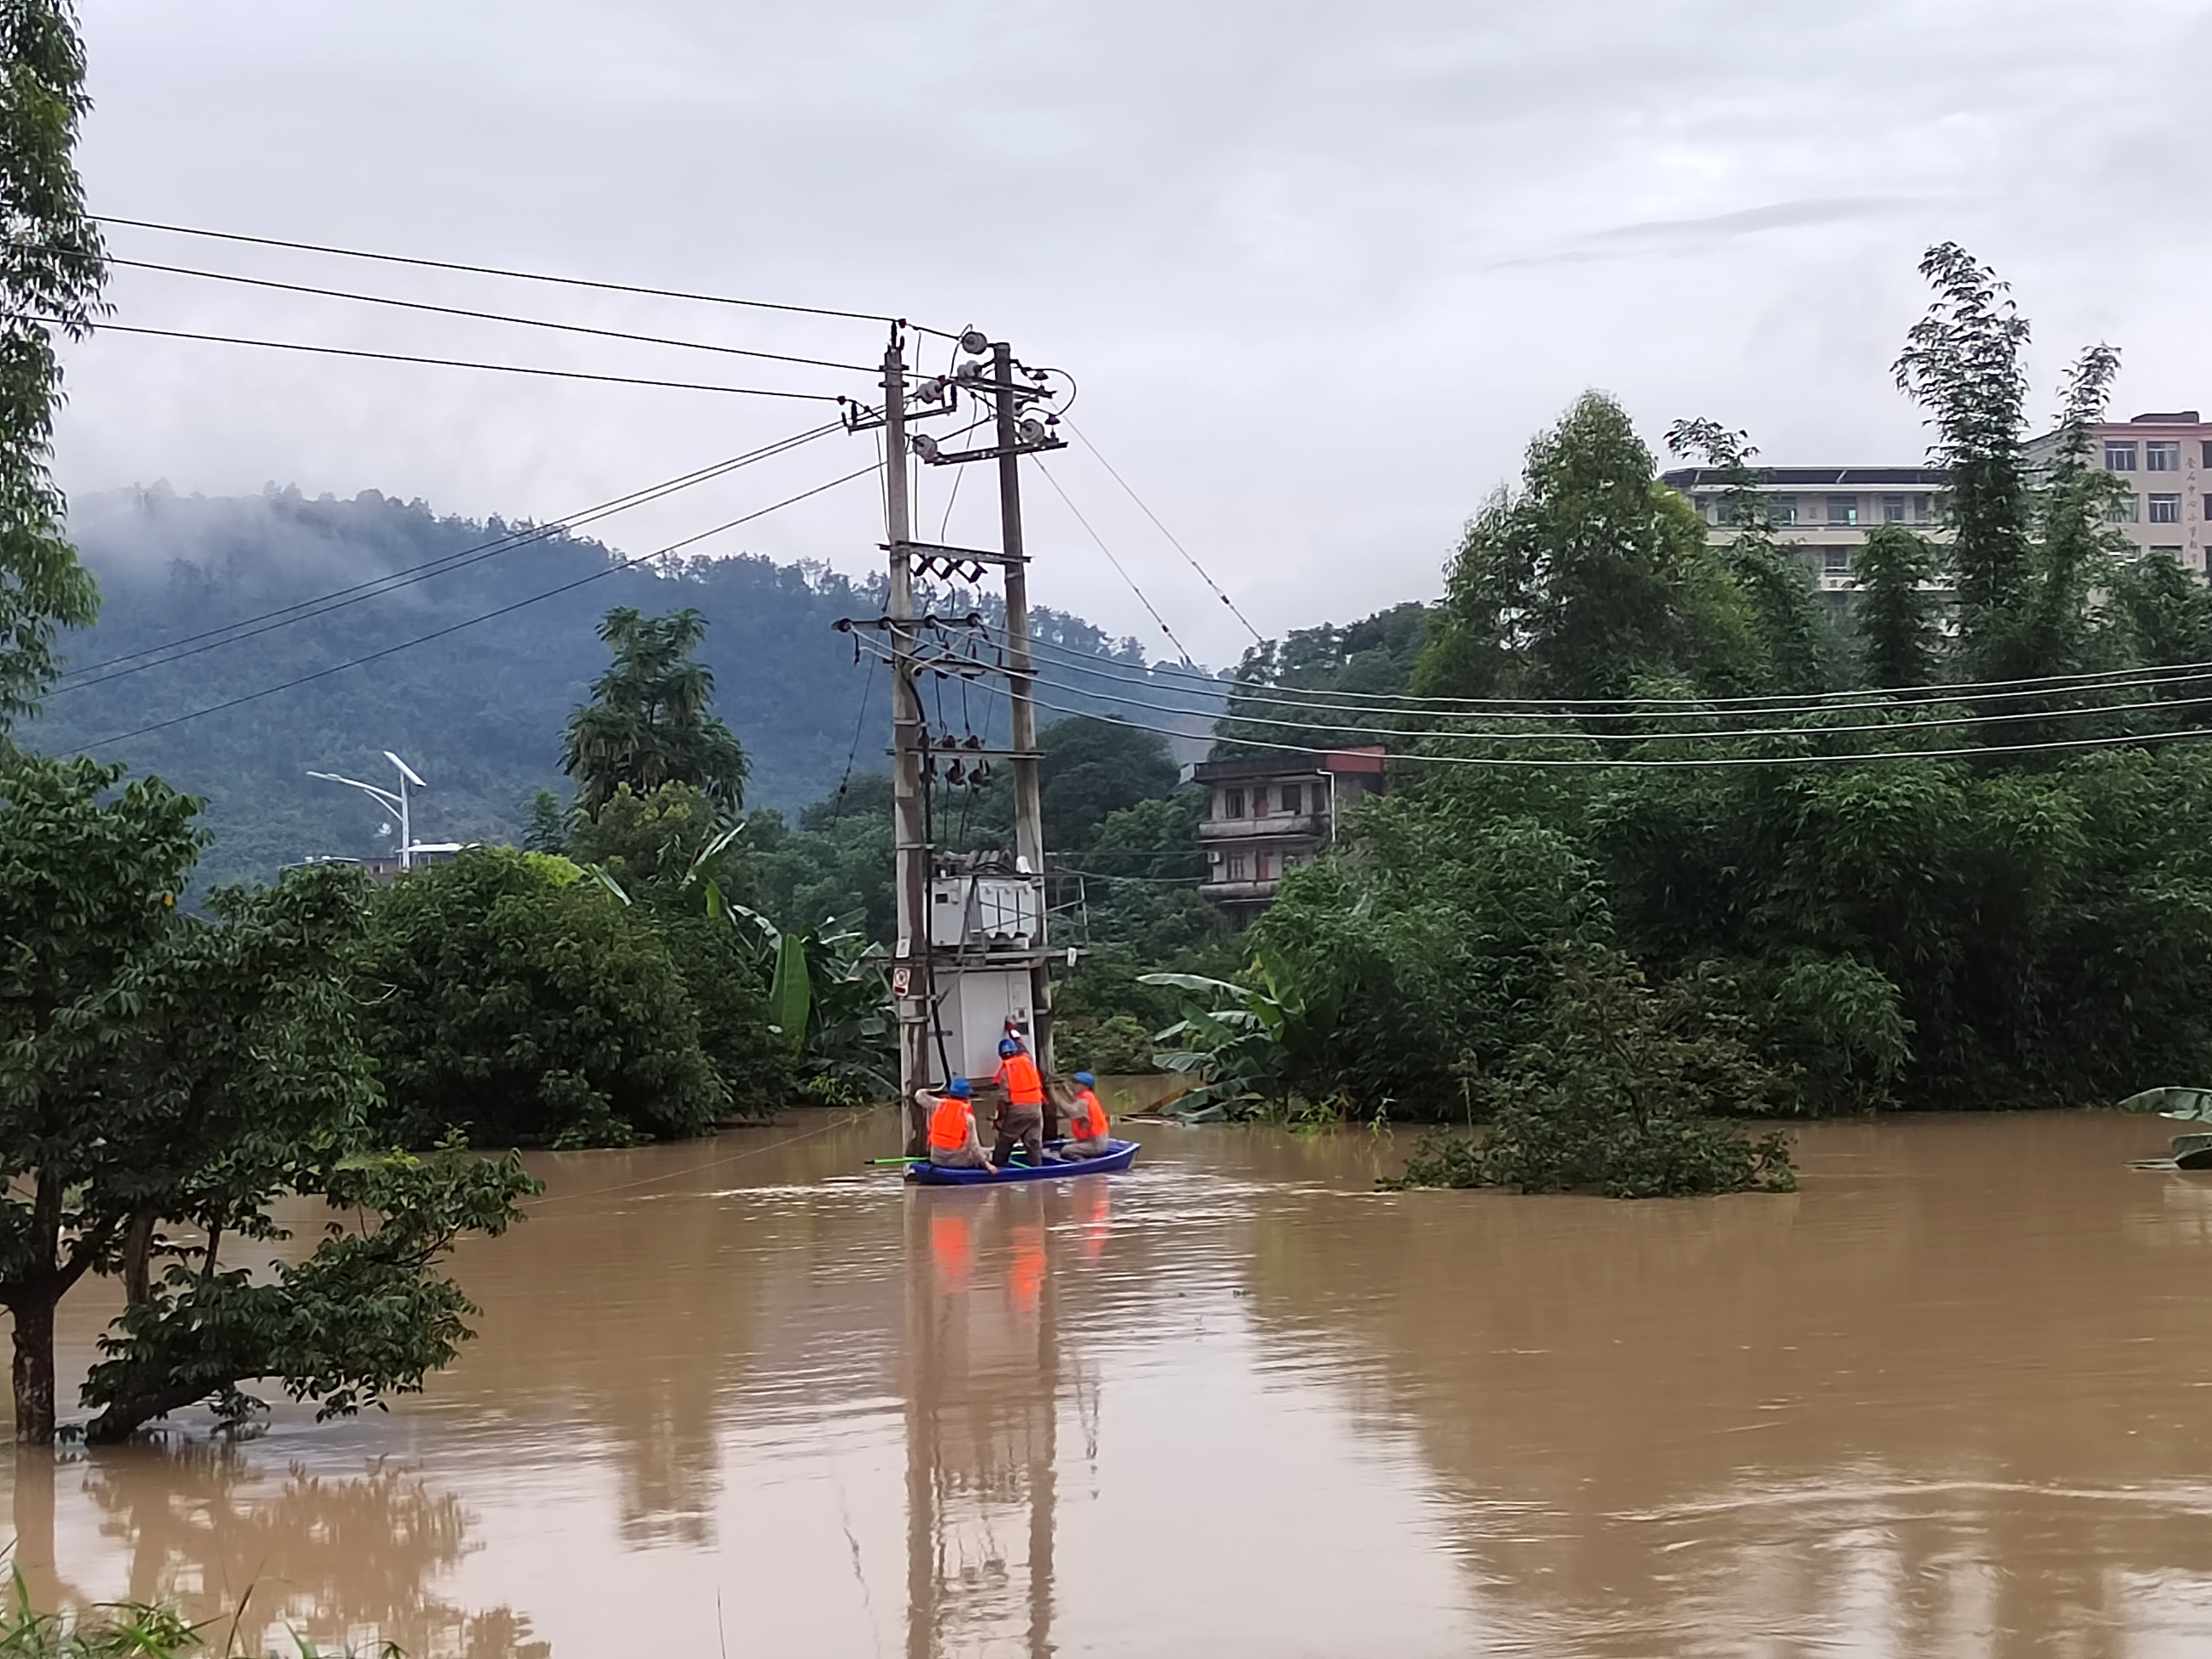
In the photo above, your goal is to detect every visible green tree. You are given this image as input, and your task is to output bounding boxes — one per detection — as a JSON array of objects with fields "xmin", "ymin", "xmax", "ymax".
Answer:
[
  {"xmin": 1664, "ymin": 418, "xmax": 1837, "ymax": 695},
  {"xmin": 1851, "ymin": 524, "xmax": 1945, "ymax": 690},
  {"xmin": 1894, "ymin": 243, "xmax": 2034, "ymax": 683},
  {"xmin": 562, "ymin": 606, "xmax": 749, "ymax": 819},
  {"xmin": 0, "ymin": 758, "xmax": 533, "ymax": 1444},
  {"xmin": 1414, "ymin": 392, "xmax": 1756, "ymax": 702},
  {"xmin": 521, "ymin": 786, "xmax": 569, "ymax": 853},
  {"xmin": 1386, "ymin": 947, "xmax": 1796, "ymax": 1198},
  {"xmin": 356, "ymin": 846, "xmax": 724, "ymax": 1147},
  {"xmin": 1037, "ymin": 717, "xmax": 1180, "ymax": 853},
  {"xmin": 0, "ymin": 0, "xmax": 103, "ymax": 725}
]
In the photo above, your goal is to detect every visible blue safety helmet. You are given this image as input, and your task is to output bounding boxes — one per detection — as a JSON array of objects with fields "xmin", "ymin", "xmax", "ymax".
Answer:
[
  {"xmin": 946, "ymin": 1077, "xmax": 972, "ymax": 1098},
  {"xmin": 998, "ymin": 1037, "xmax": 1022, "ymax": 1057},
  {"xmin": 1074, "ymin": 1071, "xmax": 1095, "ymax": 1087}
]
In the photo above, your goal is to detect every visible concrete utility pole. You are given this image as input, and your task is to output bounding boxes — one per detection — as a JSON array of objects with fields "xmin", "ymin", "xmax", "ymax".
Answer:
[
  {"xmin": 992, "ymin": 342, "xmax": 1054, "ymax": 1084},
  {"xmin": 882, "ymin": 331, "xmax": 934, "ymax": 1156}
]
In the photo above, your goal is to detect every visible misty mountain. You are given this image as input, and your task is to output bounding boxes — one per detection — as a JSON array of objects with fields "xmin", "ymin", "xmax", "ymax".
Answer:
[{"xmin": 25, "ymin": 484, "xmax": 1220, "ymax": 883}]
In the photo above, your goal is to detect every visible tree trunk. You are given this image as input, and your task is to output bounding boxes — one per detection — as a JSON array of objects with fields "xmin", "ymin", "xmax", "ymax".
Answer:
[
  {"xmin": 122, "ymin": 1210, "xmax": 157, "ymax": 1305},
  {"xmin": 10, "ymin": 1289, "xmax": 58, "ymax": 1445}
]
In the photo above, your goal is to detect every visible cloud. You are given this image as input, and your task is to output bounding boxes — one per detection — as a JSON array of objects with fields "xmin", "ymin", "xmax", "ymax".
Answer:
[{"xmin": 56, "ymin": 0, "xmax": 2212, "ymax": 664}]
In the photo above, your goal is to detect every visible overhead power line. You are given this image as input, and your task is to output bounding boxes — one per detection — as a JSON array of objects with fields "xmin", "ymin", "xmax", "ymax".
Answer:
[
  {"xmin": 93, "ymin": 213, "xmax": 952, "ymax": 334},
  {"xmin": 997, "ymin": 619, "xmax": 2212, "ymax": 722},
  {"xmin": 54, "ymin": 422, "xmax": 844, "ymax": 690},
  {"xmin": 84, "ymin": 461, "xmax": 882, "ymax": 751},
  {"xmin": 1067, "ymin": 420, "xmax": 1265, "ymax": 646},
  {"xmin": 71, "ymin": 320, "xmax": 843, "ymax": 401},
  {"xmin": 1031, "ymin": 458, "xmax": 1198, "ymax": 666},
  {"xmin": 855, "ymin": 635, "xmax": 2212, "ymax": 769},
  {"xmin": 979, "ymin": 642, "xmax": 2212, "ymax": 746},
  {"xmin": 101, "ymin": 255, "xmax": 877, "ymax": 375},
  {"xmin": 988, "ymin": 626, "xmax": 2212, "ymax": 740}
]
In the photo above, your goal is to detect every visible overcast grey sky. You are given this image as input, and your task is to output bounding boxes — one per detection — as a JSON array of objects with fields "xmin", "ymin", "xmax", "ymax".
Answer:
[{"xmin": 59, "ymin": 0, "xmax": 2212, "ymax": 664}]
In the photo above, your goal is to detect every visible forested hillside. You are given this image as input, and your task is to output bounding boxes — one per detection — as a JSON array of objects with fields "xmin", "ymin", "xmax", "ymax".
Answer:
[{"xmin": 25, "ymin": 484, "xmax": 1217, "ymax": 882}]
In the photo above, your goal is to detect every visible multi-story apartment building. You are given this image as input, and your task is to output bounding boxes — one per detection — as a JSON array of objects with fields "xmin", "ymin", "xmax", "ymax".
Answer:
[
  {"xmin": 1657, "ymin": 466, "xmax": 1946, "ymax": 596},
  {"xmin": 2026, "ymin": 409, "xmax": 2210, "ymax": 576},
  {"xmin": 1192, "ymin": 745, "xmax": 1386, "ymax": 928},
  {"xmin": 1664, "ymin": 409, "xmax": 2211, "ymax": 588}
]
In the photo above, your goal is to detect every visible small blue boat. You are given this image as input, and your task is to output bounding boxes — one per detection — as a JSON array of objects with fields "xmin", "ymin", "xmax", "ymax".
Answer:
[{"xmin": 906, "ymin": 1138, "xmax": 1140, "ymax": 1185}]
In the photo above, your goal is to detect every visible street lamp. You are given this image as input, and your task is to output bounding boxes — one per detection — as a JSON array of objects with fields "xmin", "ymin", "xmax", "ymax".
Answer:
[{"xmin": 309, "ymin": 751, "xmax": 428, "ymax": 869}]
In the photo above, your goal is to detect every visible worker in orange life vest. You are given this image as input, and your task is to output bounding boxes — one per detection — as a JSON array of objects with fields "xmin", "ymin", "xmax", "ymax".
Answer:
[
  {"xmin": 922, "ymin": 1077, "xmax": 994, "ymax": 1173},
  {"xmin": 1065, "ymin": 1071, "xmax": 1112, "ymax": 1159},
  {"xmin": 991, "ymin": 1035, "xmax": 1050, "ymax": 1165}
]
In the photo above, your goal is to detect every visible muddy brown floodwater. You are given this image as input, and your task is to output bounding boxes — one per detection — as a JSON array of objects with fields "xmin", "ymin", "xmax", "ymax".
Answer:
[{"xmin": 9, "ymin": 1110, "xmax": 2212, "ymax": 1656}]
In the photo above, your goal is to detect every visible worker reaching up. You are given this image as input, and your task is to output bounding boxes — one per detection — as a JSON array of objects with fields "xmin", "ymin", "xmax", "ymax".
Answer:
[
  {"xmin": 1065, "ymin": 1071, "xmax": 1112, "ymax": 1159},
  {"xmin": 992, "ymin": 1035, "xmax": 1050, "ymax": 1166},
  {"xmin": 922, "ymin": 1078, "xmax": 994, "ymax": 1173}
]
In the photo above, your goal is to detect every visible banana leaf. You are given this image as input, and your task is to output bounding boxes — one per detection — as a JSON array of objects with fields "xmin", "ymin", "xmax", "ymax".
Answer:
[
  {"xmin": 2118, "ymin": 1086, "xmax": 2212, "ymax": 1121},
  {"xmin": 768, "ymin": 933, "xmax": 813, "ymax": 1056}
]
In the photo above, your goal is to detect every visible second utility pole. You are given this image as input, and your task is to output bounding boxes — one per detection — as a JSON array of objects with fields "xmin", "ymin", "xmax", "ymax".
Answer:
[{"xmin": 991, "ymin": 342, "xmax": 1054, "ymax": 1090}]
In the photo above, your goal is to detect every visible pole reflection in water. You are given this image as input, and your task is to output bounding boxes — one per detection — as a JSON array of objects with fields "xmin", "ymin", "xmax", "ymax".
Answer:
[{"xmin": 905, "ymin": 1181, "xmax": 1094, "ymax": 1659}]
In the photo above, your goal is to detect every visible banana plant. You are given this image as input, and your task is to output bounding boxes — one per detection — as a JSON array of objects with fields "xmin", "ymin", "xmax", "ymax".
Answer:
[
  {"xmin": 1141, "ymin": 956, "xmax": 1336, "ymax": 1121},
  {"xmin": 724, "ymin": 903, "xmax": 895, "ymax": 1096}
]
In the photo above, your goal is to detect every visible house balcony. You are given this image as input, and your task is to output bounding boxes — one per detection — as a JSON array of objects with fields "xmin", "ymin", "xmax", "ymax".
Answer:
[
  {"xmin": 1198, "ymin": 812, "xmax": 1322, "ymax": 842},
  {"xmin": 1198, "ymin": 878, "xmax": 1281, "ymax": 904}
]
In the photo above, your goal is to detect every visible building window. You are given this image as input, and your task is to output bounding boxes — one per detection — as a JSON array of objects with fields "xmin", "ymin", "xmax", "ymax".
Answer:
[
  {"xmin": 2112, "ymin": 495, "xmax": 2142, "ymax": 523},
  {"xmin": 1223, "ymin": 788, "xmax": 1244, "ymax": 819},
  {"xmin": 1827, "ymin": 496, "xmax": 1858, "ymax": 526},
  {"xmin": 1252, "ymin": 789, "xmax": 1269, "ymax": 819},
  {"xmin": 1822, "ymin": 546, "xmax": 1851, "ymax": 576},
  {"xmin": 1768, "ymin": 495, "xmax": 1798, "ymax": 526},
  {"xmin": 1883, "ymin": 496, "xmax": 1906, "ymax": 522},
  {"xmin": 2150, "ymin": 494, "xmax": 2181, "ymax": 524},
  {"xmin": 2204, "ymin": 441, "xmax": 2212, "ymax": 468},
  {"xmin": 1227, "ymin": 852, "xmax": 1248, "ymax": 881},
  {"xmin": 1913, "ymin": 495, "xmax": 1932, "ymax": 524},
  {"xmin": 2147, "ymin": 441, "xmax": 2181, "ymax": 471},
  {"xmin": 2152, "ymin": 546, "xmax": 2184, "ymax": 560},
  {"xmin": 2107, "ymin": 441, "xmax": 2139, "ymax": 471},
  {"xmin": 1281, "ymin": 783, "xmax": 1301, "ymax": 814},
  {"xmin": 1254, "ymin": 852, "xmax": 1271, "ymax": 882}
]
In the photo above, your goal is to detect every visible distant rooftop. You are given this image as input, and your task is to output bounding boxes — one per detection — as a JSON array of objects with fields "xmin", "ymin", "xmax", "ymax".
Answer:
[
  {"xmin": 2122, "ymin": 410, "xmax": 2201, "ymax": 424},
  {"xmin": 1660, "ymin": 466, "xmax": 1943, "ymax": 490}
]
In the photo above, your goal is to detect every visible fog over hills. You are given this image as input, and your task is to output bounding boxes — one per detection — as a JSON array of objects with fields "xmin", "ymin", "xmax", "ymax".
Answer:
[{"xmin": 28, "ymin": 484, "xmax": 1220, "ymax": 883}]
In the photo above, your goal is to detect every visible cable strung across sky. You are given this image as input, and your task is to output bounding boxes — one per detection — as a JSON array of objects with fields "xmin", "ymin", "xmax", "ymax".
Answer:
[
  {"xmin": 853, "ymin": 633, "xmax": 2212, "ymax": 769},
  {"xmin": 101, "ymin": 256, "xmax": 880, "ymax": 375},
  {"xmin": 75, "ymin": 321, "xmax": 846, "ymax": 401},
  {"xmin": 979, "ymin": 626, "xmax": 2212, "ymax": 739},
  {"xmin": 93, "ymin": 212, "xmax": 953, "ymax": 334}
]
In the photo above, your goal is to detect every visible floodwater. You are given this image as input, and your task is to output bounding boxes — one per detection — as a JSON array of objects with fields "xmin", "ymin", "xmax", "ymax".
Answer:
[{"xmin": 9, "ymin": 1109, "xmax": 2212, "ymax": 1657}]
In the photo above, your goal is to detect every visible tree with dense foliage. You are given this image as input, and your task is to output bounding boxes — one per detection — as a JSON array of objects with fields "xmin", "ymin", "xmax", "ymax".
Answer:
[
  {"xmin": 563, "ymin": 606, "xmax": 750, "ymax": 819},
  {"xmin": 356, "ymin": 846, "xmax": 727, "ymax": 1147},
  {"xmin": 0, "ymin": 758, "xmax": 533, "ymax": 1443},
  {"xmin": 1413, "ymin": 393, "xmax": 1758, "ymax": 702},
  {"xmin": 1386, "ymin": 947, "xmax": 1796, "ymax": 1198},
  {"xmin": 1851, "ymin": 524, "xmax": 1945, "ymax": 690},
  {"xmin": 0, "ymin": 0, "xmax": 102, "ymax": 725},
  {"xmin": 1169, "ymin": 246, "xmax": 2212, "ymax": 1197}
]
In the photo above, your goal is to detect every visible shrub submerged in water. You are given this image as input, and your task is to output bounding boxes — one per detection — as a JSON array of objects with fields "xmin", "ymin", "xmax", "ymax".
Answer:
[{"xmin": 1384, "ymin": 947, "xmax": 1797, "ymax": 1198}]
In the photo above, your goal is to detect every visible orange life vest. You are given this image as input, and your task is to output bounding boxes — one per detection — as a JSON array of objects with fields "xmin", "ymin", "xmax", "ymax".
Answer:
[
  {"xmin": 928, "ymin": 1094, "xmax": 974, "ymax": 1150},
  {"xmin": 997, "ymin": 1052, "xmax": 1045, "ymax": 1108},
  {"xmin": 1070, "ymin": 1086, "xmax": 1108, "ymax": 1142}
]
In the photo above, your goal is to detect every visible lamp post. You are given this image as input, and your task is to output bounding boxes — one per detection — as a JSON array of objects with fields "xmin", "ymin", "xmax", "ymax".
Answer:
[{"xmin": 309, "ymin": 751, "xmax": 427, "ymax": 868}]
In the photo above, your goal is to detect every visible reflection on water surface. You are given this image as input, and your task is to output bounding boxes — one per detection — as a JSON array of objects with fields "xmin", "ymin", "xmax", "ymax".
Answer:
[{"xmin": 8, "ymin": 1111, "xmax": 2212, "ymax": 1656}]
